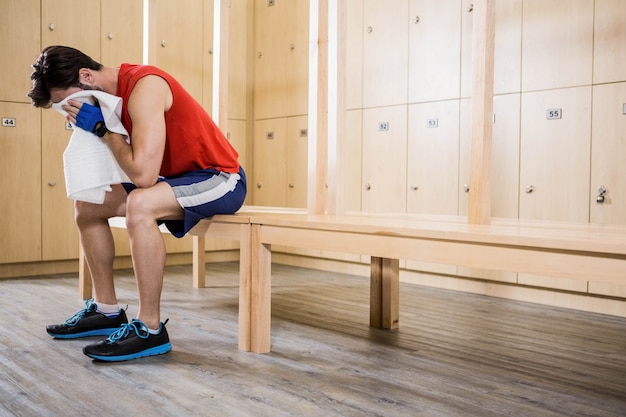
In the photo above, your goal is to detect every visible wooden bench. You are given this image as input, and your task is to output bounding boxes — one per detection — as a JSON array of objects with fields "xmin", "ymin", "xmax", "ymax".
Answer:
[{"xmin": 79, "ymin": 208, "xmax": 626, "ymax": 354}]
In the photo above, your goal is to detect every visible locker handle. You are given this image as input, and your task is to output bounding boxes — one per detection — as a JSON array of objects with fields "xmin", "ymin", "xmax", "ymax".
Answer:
[
  {"xmin": 525, "ymin": 185, "xmax": 534, "ymax": 194},
  {"xmin": 597, "ymin": 186, "xmax": 607, "ymax": 203},
  {"xmin": 365, "ymin": 183, "xmax": 371, "ymax": 190}
]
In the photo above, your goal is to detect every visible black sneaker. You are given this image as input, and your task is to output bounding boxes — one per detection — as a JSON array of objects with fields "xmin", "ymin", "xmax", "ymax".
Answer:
[
  {"xmin": 46, "ymin": 299, "xmax": 128, "ymax": 339},
  {"xmin": 83, "ymin": 318, "xmax": 172, "ymax": 362}
]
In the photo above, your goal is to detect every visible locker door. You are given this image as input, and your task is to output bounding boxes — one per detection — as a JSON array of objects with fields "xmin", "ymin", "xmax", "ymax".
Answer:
[
  {"xmin": 41, "ymin": 0, "xmax": 102, "ymax": 261},
  {"xmin": 590, "ymin": 83, "xmax": 626, "ymax": 225},
  {"xmin": 519, "ymin": 87, "xmax": 592, "ymax": 222},
  {"xmin": 41, "ymin": 112, "xmax": 79, "ymax": 261},
  {"xmin": 407, "ymin": 100, "xmax": 459, "ymax": 215},
  {"xmin": 42, "ymin": 0, "xmax": 101, "ymax": 58},
  {"xmin": 254, "ymin": 0, "xmax": 289, "ymax": 120},
  {"xmin": 361, "ymin": 105, "xmax": 407, "ymax": 213},
  {"xmin": 458, "ymin": 94, "xmax": 520, "ymax": 218},
  {"xmin": 460, "ymin": 0, "xmax": 522, "ymax": 97},
  {"xmin": 457, "ymin": 96, "xmax": 519, "ymax": 283},
  {"xmin": 253, "ymin": 118, "xmax": 288, "ymax": 206},
  {"xmin": 285, "ymin": 0, "xmax": 309, "ymax": 117},
  {"xmin": 153, "ymin": 0, "xmax": 204, "ymax": 103},
  {"xmin": 101, "ymin": 0, "xmax": 143, "ymax": 66},
  {"xmin": 346, "ymin": 0, "xmax": 364, "ymax": 110},
  {"xmin": 227, "ymin": 119, "xmax": 248, "ymax": 191},
  {"xmin": 344, "ymin": 110, "xmax": 364, "ymax": 212},
  {"xmin": 227, "ymin": 0, "xmax": 249, "ymax": 120},
  {"xmin": 0, "ymin": 0, "xmax": 40, "ymax": 103},
  {"xmin": 363, "ymin": 0, "xmax": 409, "ymax": 108},
  {"xmin": 0, "ymin": 103, "xmax": 42, "ymax": 263},
  {"xmin": 593, "ymin": 0, "xmax": 626, "ymax": 84},
  {"xmin": 521, "ymin": 0, "xmax": 593, "ymax": 92},
  {"xmin": 286, "ymin": 116, "xmax": 308, "ymax": 208},
  {"xmin": 409, "ymin": 0, "xmax": 461, "ymax": 103}
]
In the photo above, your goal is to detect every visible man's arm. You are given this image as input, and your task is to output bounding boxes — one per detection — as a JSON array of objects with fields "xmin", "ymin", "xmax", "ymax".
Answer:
[{"xmin": 103, "ymin": 75, "xmax": 172, "ymax": 188}]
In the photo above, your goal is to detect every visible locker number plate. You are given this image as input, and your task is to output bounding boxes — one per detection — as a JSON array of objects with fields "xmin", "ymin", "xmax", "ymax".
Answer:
[
  {"xmin": 378, "ymin": 122, "xmax": 389, "ymax": 131},
  {"xmin": 546, "ymin": 108, "xmax": 562, "ymax": 120},
  {"xmin": 2, "ymin": 118, "xmax": 16, "ymax": 127},
  {"xmin": 427, "ymin": 118, "xmax": 439, "ymax": 128}
]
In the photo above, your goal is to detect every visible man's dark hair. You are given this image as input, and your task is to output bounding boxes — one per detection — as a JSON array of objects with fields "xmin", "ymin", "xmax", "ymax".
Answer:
[{"xmin": 27, "ymin": 45, "xmax": 103, "ymax": 108}]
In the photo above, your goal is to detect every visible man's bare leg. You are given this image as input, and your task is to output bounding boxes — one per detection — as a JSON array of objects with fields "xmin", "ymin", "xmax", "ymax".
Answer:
[
  {"xmin": 125, "ymin": 182, "xmax": 184, "ymax": 330},
  {"xmin": 75, "ymin": 185, "xmax": 128, "ymax": 305}
]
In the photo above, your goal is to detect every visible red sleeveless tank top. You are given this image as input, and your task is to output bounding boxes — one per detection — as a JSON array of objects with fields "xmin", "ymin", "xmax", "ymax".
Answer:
[{"xmin": 116, "ymin": 64, "xmax": 240, "ymax": 177}]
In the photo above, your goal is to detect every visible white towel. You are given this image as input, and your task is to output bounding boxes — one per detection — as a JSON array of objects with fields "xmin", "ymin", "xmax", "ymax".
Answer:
[{"xmin": 52, "ymin": 90, "xmax": 132, "ymax": 204}]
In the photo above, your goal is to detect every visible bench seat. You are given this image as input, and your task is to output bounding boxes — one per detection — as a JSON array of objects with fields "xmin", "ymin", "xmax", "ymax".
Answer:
[{"xmin": 79, "ymin": 207, "xmax": 626, "ymax": 354}]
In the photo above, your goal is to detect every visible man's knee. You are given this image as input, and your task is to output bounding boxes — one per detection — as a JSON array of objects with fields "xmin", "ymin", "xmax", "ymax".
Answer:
[{"xmin": 125, "ymin": 189, "xmax": 157, "ymax": 230}]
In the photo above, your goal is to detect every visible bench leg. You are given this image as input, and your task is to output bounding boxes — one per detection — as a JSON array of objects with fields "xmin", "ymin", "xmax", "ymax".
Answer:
[
  {"xmin": 78, "ymin": 243, "xmax": 93, "ymax": 300},
  {"xmin": 370, "ymin": 257, "xmax": 400, "ymax": 329},
  {"xmin": 238, "ymin": 223, "xmax": 252, "ymax": 351},
  {"xmin": 239, "ymin": 224, "xmax": 271, "ymax": 353},
  {"xmin": 192, "ymin": 235, "xmax": 206, "ymax": 288}
]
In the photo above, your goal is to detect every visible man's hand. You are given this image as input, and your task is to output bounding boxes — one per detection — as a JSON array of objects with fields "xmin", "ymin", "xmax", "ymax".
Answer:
[{"xmin": 73, "ymin": 101, "xmax": 105, "ymax": 133}]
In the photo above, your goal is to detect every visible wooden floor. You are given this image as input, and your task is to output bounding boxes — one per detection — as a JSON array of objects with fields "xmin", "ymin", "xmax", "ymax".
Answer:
[{"xmin": 0, "ymin": 262, "xmax": 625, "ymax": 417}]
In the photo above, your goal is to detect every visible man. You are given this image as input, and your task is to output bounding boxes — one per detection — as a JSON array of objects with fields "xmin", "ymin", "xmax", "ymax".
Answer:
[{"xmin": 28, "ymin": 45, "xmax": 247, "ymax": 362}]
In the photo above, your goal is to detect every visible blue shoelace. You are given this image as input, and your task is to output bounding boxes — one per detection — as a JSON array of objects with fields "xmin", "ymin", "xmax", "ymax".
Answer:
[
  {"xmin": 106, "ymin": 320, "xmax": 149, "ymax": 344},
  {"xmin": 64, "ymin": 298, "xmax": 97, "ymax": 326}
]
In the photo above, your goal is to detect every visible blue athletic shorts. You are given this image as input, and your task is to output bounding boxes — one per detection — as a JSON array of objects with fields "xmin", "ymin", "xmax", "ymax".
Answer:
[{"xmin": 122, "ymin": 166, "xmax": 247, "ymax": 238}]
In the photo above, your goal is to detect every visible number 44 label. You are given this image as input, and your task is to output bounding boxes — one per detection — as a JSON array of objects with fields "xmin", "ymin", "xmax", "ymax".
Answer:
[{"xmin": 2, "ymin": 117, "xmax": 16, "ymax": 127}]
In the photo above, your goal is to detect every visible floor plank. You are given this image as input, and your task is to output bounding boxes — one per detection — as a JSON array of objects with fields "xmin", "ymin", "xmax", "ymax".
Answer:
[{"xmin": 0, "ymin": 262, "xmax": 624, "ymax": 416}]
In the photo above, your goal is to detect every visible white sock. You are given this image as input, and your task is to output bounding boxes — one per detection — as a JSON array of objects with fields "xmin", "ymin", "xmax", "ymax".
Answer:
[{"xmin": 95, "ymin": 301, "xmax": 120, "ymax": 317}]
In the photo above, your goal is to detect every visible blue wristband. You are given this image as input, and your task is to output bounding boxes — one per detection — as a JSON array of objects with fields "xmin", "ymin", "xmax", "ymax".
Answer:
[{"xmin": 75, "ymin": 102, "xmax": 105, "ymax": 133}]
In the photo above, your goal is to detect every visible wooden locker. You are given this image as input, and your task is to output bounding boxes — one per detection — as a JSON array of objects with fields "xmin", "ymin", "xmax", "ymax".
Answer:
[
  {"xmin": 343, "ymin": 109, "xmax": 364, "ymax": 212},
  {"xmin": 0, "ymin": 103, "xmax": 42, "ymax": 263},
  {"xmin": 408, "ymin": 0, "xmax": 462, "ymax": 103},
  {"xmin": 406, "ymin": 100, "xmax": 460, "ymax": 215},
  {"xmin": 361, "ymin": 105, "xmax": 407, "ymax": 213},
  {"xmin": 345, "ymin": 0, "xmax": 364, "ymax": 110},
  {"xmin": 286, "ymin": 116, "xmax": 308, "ymax": 208},
  {"xmin": 41, "ymin": 112, "xmax": 79, "ymax": 261},
  {"xmin": 227, "ymin": 119, "xmax": 248, "ymax": 195},
  {"xmin": 593, "ymin": 0, "xmax": 626, "ymax": 84},
  {"xmin": 460, "ymin": 0, "xmax": 522, "ymax": 97},
  {"xmin": 0, "ymin": 0, "xmax": 40, "ymax": 103},
  {"xmin": 153, "ymin": 0, "xmax": 204, "ymax": 103},
  {"xmin": 253, "ymin": 118, "xmax": 288, "ymax": 206},
  {"xmin": 41, "ymin": 0, "xmax": 101, "ymax": 59},
  {"xmin": 227, "ymin": 0, "xmax": 250, "ymax": 121},
  {"xmin": 521, "ymin": 0, "xmax": 593, "ymax": 92},
  {"xmin": 458, "ymin": 94, "xmax": 520, "ymax": 218},
  {"xmin": 254, "ymin": 0, "xmax": 289, "ymax": 120},
  {"xmin": 590, "ymin": 82, "xmax": 626, "ymax": 225},
  {"xmin": 101, "ymin": 0, "xmax": 144, "ymax": 67},
  {"xmin": 285, "ymin": 0, "xmax": 309, "ymax": 117},
  {"xmin": 405, "ymin": 100, "xmax": 459, "ymax": 276},
  {"xmin": 519, "ymin": 87, "xmax": 592, "ymax": 222},
  {"xmin": 40, "ymin": 0, "xmax": 102, "ymax": 261},
  {"xmin": 362, "ymin": 0, "xmax": 409, "ymax": 108},
  {"xmin": 457, "ymin": 96, "xmax": 519, "ymax": 284}
]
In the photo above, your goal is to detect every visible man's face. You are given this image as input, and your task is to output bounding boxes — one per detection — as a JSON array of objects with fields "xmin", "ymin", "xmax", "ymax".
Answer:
[{"xmin": 49, "ymin": 86, "xmax": 83, "ymax": 105}]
